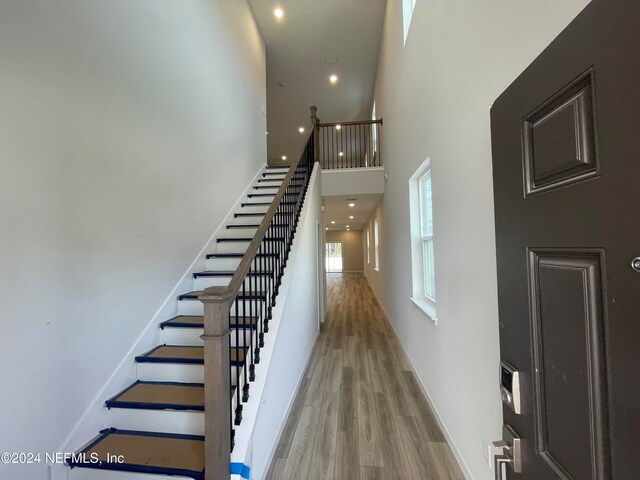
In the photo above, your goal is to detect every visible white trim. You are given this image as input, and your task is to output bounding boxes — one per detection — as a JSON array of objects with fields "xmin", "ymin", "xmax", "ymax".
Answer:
[
  {"xmin": 410, "ymin": 296, "xmax": 437, "ymax": 324},
  {"xmin": 409, "ymin": 157, "xmax": 437, "ymax": 320},
  {"xmin": 320, "ymin": 166, "xmax": 385, "ymax": 175},
  {"xmin": 363, "ymin": 276, "xmax": 472, "ymax": 480}
]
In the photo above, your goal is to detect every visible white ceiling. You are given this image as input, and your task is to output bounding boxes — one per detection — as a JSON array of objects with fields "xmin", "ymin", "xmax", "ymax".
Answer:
[
  {"xmin": 248, "ymin": 0, "xmax": 386, "ymax": 163},
  {"xmin": 323, "ymin": 194, "xmax": 382, "ymax": 231}
]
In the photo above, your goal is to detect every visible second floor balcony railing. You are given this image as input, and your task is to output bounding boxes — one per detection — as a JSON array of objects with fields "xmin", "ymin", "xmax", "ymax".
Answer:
[{"xmin": 317, "ymin": 118, "xmax": 383, "ymax": 169}]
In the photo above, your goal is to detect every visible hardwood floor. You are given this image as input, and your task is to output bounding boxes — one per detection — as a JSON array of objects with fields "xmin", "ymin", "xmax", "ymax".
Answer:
[{"xmin": 266, "ymin": 273, "xmax": 465, "ymax": 480}]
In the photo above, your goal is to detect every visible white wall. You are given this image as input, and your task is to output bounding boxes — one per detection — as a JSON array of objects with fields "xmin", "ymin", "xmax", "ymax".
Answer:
[
  {"xmin": 320, "ymin": 167, "xmax": 385, "ymax": 197},
  {"xmin": 250, "ymin": 165, "xmax": 322, "ymax": 480},
  {"xmin": 0, "ymin": 2, "xmax": 265, "ymax": 479},
  {"xmin": 368, "ymin": 1, "xmax": 589, "ymax": 479}
]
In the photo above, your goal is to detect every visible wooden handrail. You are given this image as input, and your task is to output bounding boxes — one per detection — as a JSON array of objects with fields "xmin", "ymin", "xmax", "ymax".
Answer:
[
  {"xmin": 199, "ymin": 106, "xmax": 319, "ymax": 480},
  {"xmin": 200, "ymin": 111, "xmax": 318, "ymax": 304},
  {"xmin": 317, "ymin": 118, "xmax": 383, "ymax": 127}
]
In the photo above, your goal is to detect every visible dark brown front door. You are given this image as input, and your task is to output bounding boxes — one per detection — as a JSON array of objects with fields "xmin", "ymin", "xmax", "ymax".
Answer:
[{"xmin": 491, "ymin": 1, "xmax": 640, "ymax": 478}]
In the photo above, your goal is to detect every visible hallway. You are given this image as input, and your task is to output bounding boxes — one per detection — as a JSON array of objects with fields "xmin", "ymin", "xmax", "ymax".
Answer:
[{"xmin": 266, "ymin": 273, "xmax": 465, "ymax": 480}]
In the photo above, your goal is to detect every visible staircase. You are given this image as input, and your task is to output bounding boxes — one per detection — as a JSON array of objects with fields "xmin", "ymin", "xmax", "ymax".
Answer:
[{"xmin": 65, "ymin": 165, "xmax": 311, "ymax": 480}]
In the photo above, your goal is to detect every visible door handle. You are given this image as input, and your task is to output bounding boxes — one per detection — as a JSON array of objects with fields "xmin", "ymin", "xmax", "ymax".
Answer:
[
  {"xmin": 494, "ymin": 454, "xmax": 512, "ymax": 480},
  {"xmin": 493, "ymin": 425, "xmax": 522, "ymax": 478}
]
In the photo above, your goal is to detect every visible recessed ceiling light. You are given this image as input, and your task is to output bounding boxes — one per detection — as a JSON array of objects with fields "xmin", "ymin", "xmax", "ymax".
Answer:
[
  {"xmin": 325, "ymin": 227, "xmax": 328, "ymax": 230},
  {"xmin": 281, "ymin": 155, "xmax": 287, "ymax": 160},
  {"xmin": 298, "ymin": 127, "xmax": 305, "ymax": 133},
  {"xmin": 339, "ymin": 151, "xmax": 344, "ymax": 157},
  {"xmin": 335, "ymin": 124, "xmax": 341, "ymax": 130},
  {"xmin": 329, "ymin": 74, "xmax": 338, "ymax": 84},
  {"xmin": 348, "ymin": 203, "xmax": 355, "ymax": 207},
  {"xmin": 349, "ymin": 215, "xmax": 354, "ymax": 219},
  {"xmin": 274, "ymin": 8, "xmax": 284, "ymax": 18},
  {"xmin": 347, "ymin": 228, "xmax": 350, "ymax": 231},
  {"xmin": 331, "ymin": 221, "xmax": 336, "ymax": 224},
  {"xmin": 346, "ymin": 225, "xmax": 350, "ymax": 228}
]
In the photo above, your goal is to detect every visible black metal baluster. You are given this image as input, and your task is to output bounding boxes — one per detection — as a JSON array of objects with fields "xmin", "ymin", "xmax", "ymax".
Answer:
[
  {"xmin": 234, "ymin": 295, "xmax": 242, "ymax": 425},
  {"xmin": 241, "ymin": 278, "xmax": 249, "ymax": 402}
]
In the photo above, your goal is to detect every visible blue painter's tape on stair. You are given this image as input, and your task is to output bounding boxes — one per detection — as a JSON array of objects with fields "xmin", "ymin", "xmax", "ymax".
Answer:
[{"xmin": 231, "ymin": 462, "xmax": 251, "ymax": 479}]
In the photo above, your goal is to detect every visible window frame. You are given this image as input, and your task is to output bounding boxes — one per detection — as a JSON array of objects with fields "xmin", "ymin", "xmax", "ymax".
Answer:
[
  {"xmin": 402, "ymin": 0, "xmax": 417, "ymax": 45},
  {"xmin": 373, "ymin": 218, "xmax": 380, "ymax": 272},
  {"xmin": 409, "ymin": 157, "xmax": 437, "ymax": 323},
  {"xmin": 366, "ymin": 228, "xmax": 371, "ymax": 264},
  {"xmin": 418, "ymin": 170, "xmax": 435, "ymax": 301}
]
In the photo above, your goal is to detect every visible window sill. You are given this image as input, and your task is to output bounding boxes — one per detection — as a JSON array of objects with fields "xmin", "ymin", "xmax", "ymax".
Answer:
[{"xmin": 410, "ymin": 296, "xmax": 437, "ymax": 324}]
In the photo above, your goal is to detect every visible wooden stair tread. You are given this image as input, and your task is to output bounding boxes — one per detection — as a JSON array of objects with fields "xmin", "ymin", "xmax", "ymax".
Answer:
[
  {"xmin": 193, "ymin": 270, "xmax": 272, "ymax": 277},
  {"xmin": 69, "ymin": 428, "xmax": 204, "ymax": 478},
  {"xmin": 178, "ymin": 290, "xmax": 266, "ymax": 300},
  {"xmin": 160, "ymin": 315, "xmax": 258, "ymax": 329},
  {"xmin": 135, "ymin": 345, "xmax": 246, "ymax": 364},
  {"xmin": 107, "ymin": 381, "xmax": 205, "ymax": 410},
  {"xmin": 206, "ymin": 252, "xmax": 277, "ymax": 258}
]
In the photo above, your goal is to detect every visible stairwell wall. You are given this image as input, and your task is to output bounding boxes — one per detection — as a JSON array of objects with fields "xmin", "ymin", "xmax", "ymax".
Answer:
[
  {"xmin": 367, "ymin": 1, "xmax": 590, "ymax": 479},
  {"xmin": 248, "ymin": 164, "xmax": 322, "ymax": 480},
  {"xmin": 0, "ymin": 2, "xmax": 265, "ymax": 479}
]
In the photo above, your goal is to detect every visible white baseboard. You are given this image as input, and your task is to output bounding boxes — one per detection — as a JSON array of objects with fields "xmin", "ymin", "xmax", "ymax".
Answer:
[{"xmin": 362, "ymin": 276, "xmax": 474, "ymax": 480}]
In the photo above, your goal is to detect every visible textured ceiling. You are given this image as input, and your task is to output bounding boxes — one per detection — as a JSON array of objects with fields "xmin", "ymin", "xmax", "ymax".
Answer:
[{"xmin": 248, "ymin": 0, "xmax": 386, "ymax": 164}]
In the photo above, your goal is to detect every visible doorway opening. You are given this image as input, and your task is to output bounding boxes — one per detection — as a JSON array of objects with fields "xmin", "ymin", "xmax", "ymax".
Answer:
[{"xmin": 325, "ymin": 242, "xmax": 343, "ymax": 273}]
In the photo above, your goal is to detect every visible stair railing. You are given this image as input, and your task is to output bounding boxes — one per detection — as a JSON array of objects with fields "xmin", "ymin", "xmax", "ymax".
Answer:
[
  {"xmin": 317, "ymin": 118, "xmax": 383, "ymax": 169},
  {"xmin": 199, "ymin": 106, "xmax": 319, "ymax": 479}
]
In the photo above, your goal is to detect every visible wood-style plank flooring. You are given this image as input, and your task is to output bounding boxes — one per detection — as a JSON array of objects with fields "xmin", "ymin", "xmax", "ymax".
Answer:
[{"xmin": 266, "ymin": 273, "xmax": 465, "ymax": 480}]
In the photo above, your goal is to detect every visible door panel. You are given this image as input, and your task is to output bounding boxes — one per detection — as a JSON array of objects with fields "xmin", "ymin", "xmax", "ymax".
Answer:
[
  {"xmin": 491, "ymin": 0, "xmax": 640, "ymax": 478},
  {"xmin": 528, "ymin": 250, "xmax": 608, "ymax": 480}
]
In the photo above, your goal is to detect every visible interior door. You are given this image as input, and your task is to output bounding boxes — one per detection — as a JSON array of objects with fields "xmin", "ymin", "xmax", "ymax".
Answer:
[{"xmin": 491, "ymin": 1, "xmax": 640, "ymax": 478}]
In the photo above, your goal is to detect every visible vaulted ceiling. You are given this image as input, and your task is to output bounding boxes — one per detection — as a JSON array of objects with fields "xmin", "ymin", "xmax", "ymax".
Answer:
[{"xmin": 248, "ymin": 0, "xmax": 386, "ymax": 164}]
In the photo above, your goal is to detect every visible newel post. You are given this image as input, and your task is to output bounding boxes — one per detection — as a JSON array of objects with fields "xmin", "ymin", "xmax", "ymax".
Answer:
[
  {"xmin": 310, "ymin": 105, "xmax": 320, "ymax": 163},
  {"xmin": 200, "ymin": 289, "xmax": 233, "ymax": 480}
]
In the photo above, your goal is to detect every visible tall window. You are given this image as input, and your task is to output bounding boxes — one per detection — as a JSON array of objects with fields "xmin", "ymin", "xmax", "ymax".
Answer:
[
  {"xmin": 366, "ymin": 228, "xmax": 371, "ymax": 264},
  {"xmin": 419, "ymin": 171, "xmax": 435, "ymax": 300},
  {"xmin": 371, "ymin": 102, "xmax": 377, "ymax": 154},
  {"xmin": 409, "ymin": 158, "xmax": 436, "ymax": 322},
  {"xmin": 374, "ymin": 218, "xmax": 380, "ymax": 271},
  {"xmin": 402, "ymin": 0, "xmax": 417, "ymax": 45}
]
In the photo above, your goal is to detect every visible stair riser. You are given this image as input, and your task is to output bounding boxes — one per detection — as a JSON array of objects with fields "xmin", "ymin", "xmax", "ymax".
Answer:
[
  {"xmin": 206, "ymin": 256, "xmax": 241, "ymax": 270},
  {"xmin": 107, "ymin": 408, "xmax": 204, "ymax": 436},
  {"xmin": 243, "ymin": 196, "xmax": 275, "ymax": 205},
  {"xmin": 162, "ymin": 327, "xmax": 254, "ymax": 347},
  {"xmin": 216, "ymin": 240, "xmax": 250, "ymax": 254},
  {"xmin": 253, "ymin": 186, "xmax": 279, "ymax": 194},
  {"xmin": 195, "ymin": 274, "xmax": 271, "ymax": 290},
  {"xmin": 226, "ymin": 227, "xmax": 258, "ymax": 238},
  {"xmin": 238, "ymin": 204, "xmax": 269, "ymax": 214},
  {"xmin": 193, "ymin": 275, "xmax": 231, "ymax": 289},
  {"xmin": 178, "ymin": 298, "xmax": 264, "ymax": 316},
  {"xmin": 137, "ymin": 363, "xmax": 240, "ymax": 385},
  {"xmin": 229, "ymin": 214, "xmax": 268, "ymax": 225}
]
